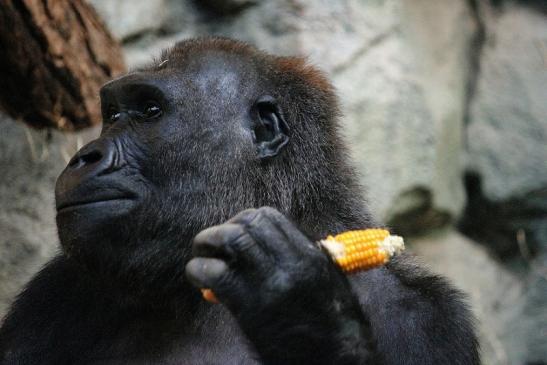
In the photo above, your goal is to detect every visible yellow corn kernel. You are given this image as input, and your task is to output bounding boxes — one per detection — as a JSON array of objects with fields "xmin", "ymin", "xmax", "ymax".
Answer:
[
  {"xmin": 200, "ymin": 228, "xmax": 404, "ymax": 303},
  {"xmin": 319, "ymin": 229, "xmax": 404, "ymax": 274}
]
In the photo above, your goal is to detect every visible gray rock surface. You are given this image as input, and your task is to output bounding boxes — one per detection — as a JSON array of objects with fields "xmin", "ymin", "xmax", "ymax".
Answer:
[
  {"xmin": 410, "ymin": 231, "xmax": 525, "ymax": 365},
  {"xmin": 460, "ymin": 9, "xmax": 547, "ymax": 357},
  {"xmin": 513, "ymin": 253, "xmax": 547, "ymax": 363},
  {"xmin": 0, "ymin": 115, "xmax": 99, "ymax": 316},
  {"xmin": 336, "ymin": 0, "xmax": 474, "ymax": 224},
  {"xmin": 88, "ymin": 0, "xmax": 167, "ymax": 41},
  {"xmin": 413, "ymin": 229, "xmax": 547, "ymax": 364},
  {"xmin": 467, "ymin": 3, "xmax": 547, "ymax": 202}
]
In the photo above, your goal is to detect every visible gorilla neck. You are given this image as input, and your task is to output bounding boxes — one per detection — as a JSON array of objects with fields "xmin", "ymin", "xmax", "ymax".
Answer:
[
  {"xmin": 65, "ymin": 227, "xmax": 197, "ymax": 312},
  {"xmin": 290, "ymin": 186, "xmax": 376, "ymax": 241},
  {"xmin": 67, "ymin": 188, "xmax": 374, "ymax": 312}
]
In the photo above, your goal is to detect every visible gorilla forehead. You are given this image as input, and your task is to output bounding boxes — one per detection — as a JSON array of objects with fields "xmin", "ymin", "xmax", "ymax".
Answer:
[
  {"xmin": 184, "ymin": 52, "xmax": 256, "ymax": 96},
  {"xmin": 145, "ymin": 40, "xmax": 263, "ymax": 108}
]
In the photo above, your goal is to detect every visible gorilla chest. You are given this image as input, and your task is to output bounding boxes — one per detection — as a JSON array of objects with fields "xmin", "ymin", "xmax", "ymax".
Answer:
[{"xmin": 87, "ymin": 310, "xmax": 260, "ymax": 364}]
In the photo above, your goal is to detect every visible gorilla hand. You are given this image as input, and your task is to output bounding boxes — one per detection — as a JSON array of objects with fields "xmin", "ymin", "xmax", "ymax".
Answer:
[{"xmin": 186, "ymin": 207, "xmax": 377, "ymax": 364}]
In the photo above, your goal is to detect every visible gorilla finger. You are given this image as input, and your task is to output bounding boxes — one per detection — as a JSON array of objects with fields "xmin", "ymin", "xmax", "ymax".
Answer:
[
  {"xmin": 192, "ymin": 223, "xmax": 247, "ymax": 259},
  {"xmin": 185, "ymin": 257, "xmax": 229, "ymax": 289}
]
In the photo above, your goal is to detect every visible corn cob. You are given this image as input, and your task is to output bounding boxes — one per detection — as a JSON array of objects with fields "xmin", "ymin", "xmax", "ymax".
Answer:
[
  {"xmin": 319, "ymin": 229, "xmax": 404, "ymax": 274},
  {"xmin": 200, "ymin": 228, "xmax": 404, "ymax": 303}
]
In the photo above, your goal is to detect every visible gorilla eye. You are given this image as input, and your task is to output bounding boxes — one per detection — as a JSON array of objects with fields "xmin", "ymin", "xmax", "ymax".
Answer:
[
  {"xmin": 107, "ymin": 107, "xmax": 120, "ymax": 123},
  {"xmin": 144, "ymin": 102, "xmax": 162, "ymax": 119}
]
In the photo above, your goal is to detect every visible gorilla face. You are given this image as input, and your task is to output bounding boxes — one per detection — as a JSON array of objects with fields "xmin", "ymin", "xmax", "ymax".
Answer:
[{"xmin": 54, "ymin": 50, "xmax": 290, "ymax": 291}]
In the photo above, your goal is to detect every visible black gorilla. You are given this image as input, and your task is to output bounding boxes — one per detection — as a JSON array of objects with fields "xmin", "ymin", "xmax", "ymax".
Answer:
[{"xmin": 0, "ymin": 38, "xmax": 479, "ymax": 364}]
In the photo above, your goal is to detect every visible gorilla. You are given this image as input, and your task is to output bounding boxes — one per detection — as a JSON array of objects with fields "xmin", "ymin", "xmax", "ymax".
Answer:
[{"xmin": 0, "ymin": 38, "xmax": 479, "ymax": 364}]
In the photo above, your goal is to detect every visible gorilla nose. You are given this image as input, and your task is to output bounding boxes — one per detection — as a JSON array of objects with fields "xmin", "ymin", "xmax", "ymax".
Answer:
[
  {"xmin": 66, "ymin": 140, "xmax": 115, "ymax": 178},
  {"xmin": 55, "ymin": 140, "xmax": 119, "ymax": 202}
]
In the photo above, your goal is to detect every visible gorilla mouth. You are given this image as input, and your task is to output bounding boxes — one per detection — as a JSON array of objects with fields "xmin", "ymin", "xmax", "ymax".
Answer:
[{"xmin": 56, "ymin": 195, "xmax": 136, "ymax": 212}]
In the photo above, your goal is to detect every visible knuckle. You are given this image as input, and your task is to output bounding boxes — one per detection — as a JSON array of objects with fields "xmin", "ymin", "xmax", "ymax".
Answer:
[
  {"xmin": 238, "ymin": 208, "xmax": 259, "ymax": 217},
  {"xmin": 257, "ymin": 206, "xmax": 281, "ymax": 218},
  {"xmin": 252, "ymin": 207, "xmax": 287, "ymax": 229},
  {"xmin": 228, "ymin": 208, "xmax": 259, "ymax": 224},
  {"xmin": 260, "ymin": 207, "xmax": 296, "ymax": 230}
]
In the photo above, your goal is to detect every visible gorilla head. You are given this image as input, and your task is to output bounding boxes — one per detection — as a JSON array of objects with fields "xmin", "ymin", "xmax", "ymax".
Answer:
[{"xmin": 54, "ymin": 38, "xmax": 369, "ymax": 299}]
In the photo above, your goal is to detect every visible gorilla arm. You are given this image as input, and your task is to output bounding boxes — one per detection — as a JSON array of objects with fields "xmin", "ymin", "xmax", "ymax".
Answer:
[{"xmin": 186, "ymin": 207, "xmax": 479, "ymax": 365}]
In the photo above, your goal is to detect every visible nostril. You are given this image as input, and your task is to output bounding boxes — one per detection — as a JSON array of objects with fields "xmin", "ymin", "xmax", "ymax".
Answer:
[
  {"xmin": 68, "ymin": 150, "xmax": 103, "ymax": 169},
  {"xmin": 81, "ymin": 150, "xmax": 103, "ymax": 165},
  {"xmin": 68, "ymin": 156, "xmax": 81, "ymax": 168}
]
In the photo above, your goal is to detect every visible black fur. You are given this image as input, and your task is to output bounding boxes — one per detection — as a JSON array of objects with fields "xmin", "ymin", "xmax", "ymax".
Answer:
[{"xmin": 0, "ymin": 37, "xmax": 479, "ymax": 364}]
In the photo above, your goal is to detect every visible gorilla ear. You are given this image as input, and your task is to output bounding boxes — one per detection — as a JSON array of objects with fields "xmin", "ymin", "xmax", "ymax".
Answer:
[{"xmin": 252, "ymin": 96, "xmax": 290, "ymax": 160}]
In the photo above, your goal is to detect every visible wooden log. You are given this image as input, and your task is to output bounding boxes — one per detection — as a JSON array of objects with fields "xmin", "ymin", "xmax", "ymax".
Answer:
[{"xmin": 0, "ymin": 0, "xmax": 126, "ymax": 130}]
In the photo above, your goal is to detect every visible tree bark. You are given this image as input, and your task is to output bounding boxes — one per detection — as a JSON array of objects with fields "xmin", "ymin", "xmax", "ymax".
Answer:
[{"xmin": 0, "ymin": 0, "xmax": 125, "ymax": 131}]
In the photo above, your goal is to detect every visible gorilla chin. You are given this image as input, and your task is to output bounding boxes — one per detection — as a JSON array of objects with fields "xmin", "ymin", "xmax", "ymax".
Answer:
[{"xmin": 56, "ymin": 199, "xmax": 137, "ymax": 256}]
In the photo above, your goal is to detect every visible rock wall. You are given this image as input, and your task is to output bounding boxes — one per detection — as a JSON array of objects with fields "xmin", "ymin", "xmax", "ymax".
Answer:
[
  {"xmin": 0, "ymin": 117, "xmax": 99, "ymax": 315},
  {"xmin": 1, "ymin": 0, "xmax": 545, "ymax": 363}
]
